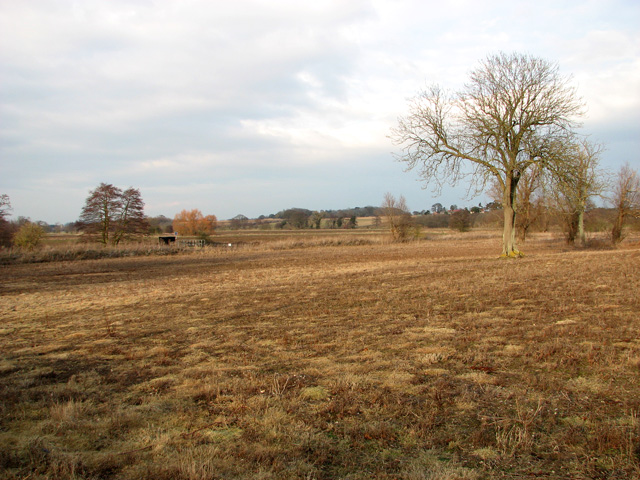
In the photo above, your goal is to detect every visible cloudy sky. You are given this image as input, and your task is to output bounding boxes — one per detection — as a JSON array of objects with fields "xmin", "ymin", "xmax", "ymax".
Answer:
[{"xmin": 1, "ymin": 0, "xmax": 639, "ymax": 223}]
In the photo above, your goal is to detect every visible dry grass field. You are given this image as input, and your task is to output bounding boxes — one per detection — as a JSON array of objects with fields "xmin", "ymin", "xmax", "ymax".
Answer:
[{"xmin": 1, "ymin": 231, "xmax": 639, "ymax": 479}]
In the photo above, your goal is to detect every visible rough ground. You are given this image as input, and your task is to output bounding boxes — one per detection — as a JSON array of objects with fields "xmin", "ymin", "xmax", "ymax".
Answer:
[{"xmin": 1, "ymin": 232, "xmax": 639, "ymax": 479}]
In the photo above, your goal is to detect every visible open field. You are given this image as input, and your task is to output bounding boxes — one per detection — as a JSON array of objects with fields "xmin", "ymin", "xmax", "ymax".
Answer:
[{"xmin": 1, "ymin": 232, "xmax": 639, "ymax": 479}]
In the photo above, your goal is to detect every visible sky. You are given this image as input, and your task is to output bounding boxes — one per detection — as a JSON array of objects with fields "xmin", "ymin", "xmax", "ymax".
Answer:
[{"xmin": 1, "ymin": 0, "xmax": 639, "ymax": 223}]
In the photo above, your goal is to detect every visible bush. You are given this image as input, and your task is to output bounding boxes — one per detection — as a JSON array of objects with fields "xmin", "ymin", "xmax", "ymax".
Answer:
[
  {"xmin": 449, "ymin": 210, "xmax": 472, "ymax": 232},
  {"xmin": 13, "ymin": 222, "xmax": 45, "ymax": 250}
]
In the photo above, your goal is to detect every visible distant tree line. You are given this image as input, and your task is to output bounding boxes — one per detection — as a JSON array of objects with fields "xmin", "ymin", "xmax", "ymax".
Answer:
[
  {"xmin": 1, "ymin": 159, "xmax": 639, "ymax": 250},
  {"xmin": 251, "ymin": 207, "xmax": 373, "ymax": 230}
]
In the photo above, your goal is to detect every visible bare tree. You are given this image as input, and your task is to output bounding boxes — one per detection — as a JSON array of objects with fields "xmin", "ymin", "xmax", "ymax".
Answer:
[
  {"xmin": 79, "ymin": 183, "xmax": 147, "ymax": 245},
  {"xmin": 79, "ymin": 183, "xmax": 123, "ymax": 245},
  {"xmin": 391, "ymin": 52, "xmax": 583, "ymax": 256},
  {"xmin": 0, "ymin": 194, "xmax": 10, "ymax": 220},
  {"xmin": 0, "ymin": 194, "xmax": 13, "ymax": 247},
  {"xmin": 549, "ymin": 139, "xmax": 606, "ymax": 246},
  {"xmin": 381, "ymin": 193, "xmax": 414, "ymax": 241},
  {"xmin": 610, "ymin": 163, "xmax": 640, "ymax": 244},
  {"xmin": 112, "ymin": 187, "xmax": 148, "ymax": 245}
]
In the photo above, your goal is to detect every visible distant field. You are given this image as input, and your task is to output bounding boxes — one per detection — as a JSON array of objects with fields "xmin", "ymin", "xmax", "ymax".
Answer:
[{"xmin": 1, "ymin": 232, "xmax": 639, "ymax": 479}]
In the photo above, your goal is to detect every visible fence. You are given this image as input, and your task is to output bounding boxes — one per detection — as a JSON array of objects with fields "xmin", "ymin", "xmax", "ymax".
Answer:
[
  {"xmin": 178, "ymin": 239, "xmax": 206, "ymax": 247},
  {"xmin": 158, "ymin": 236, "xmax": 205, "ymax": 247}
]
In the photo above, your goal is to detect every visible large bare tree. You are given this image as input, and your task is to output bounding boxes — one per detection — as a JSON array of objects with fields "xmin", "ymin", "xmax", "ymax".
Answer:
[{"xmin": 391, "ymin": 52, "xmax": 583, "ymax": 256}]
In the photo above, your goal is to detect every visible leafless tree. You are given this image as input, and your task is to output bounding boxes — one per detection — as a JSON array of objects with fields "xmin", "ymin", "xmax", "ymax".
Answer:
[
  {"xmin": 610, "ymin": 163, "xmax": 640, "ymax": 244},
  {"xmin": 0, "ymin": 194, "xmax": 10, "ymax": 220},
  {"xmin": 549, "ymin": 139, "xmax": 606, "ymax": 246},
  {"xmin": 79, "ymin": 183, "xmax": 147, "ymax": 245},
  {"xmin": 0, "ymin": 194, "xmax": 13, "ymax": 247},
  {"xmin": 391, "ymin": 52, "xmax": 583, "ymax": 256},
  {"xmin": 381, "ymin": 193, "xmax": 414, "ymax": 241},
  {"xmin": 112, "ymin": 187, "xmax": 148, "ymax": 245},
  {"xmin": 79, "ymin": 183, "xmax": 122, "ymax": 245}
]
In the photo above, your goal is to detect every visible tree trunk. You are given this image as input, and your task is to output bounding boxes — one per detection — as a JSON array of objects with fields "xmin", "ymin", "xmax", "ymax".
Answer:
[
  {"xmin": 101, "ymin": 204, "xmax": 110, "ymax": 245},
  {"xmin": 611, "ymin": 210, "xmax": 625, "ymax": 244},
  {"xmin": 577, "ymin": 210, "xmax": 585, "ymax": 247},
  {"xmin": 501, "ymin": 171, "xmax": 522, "ymax": 257}
]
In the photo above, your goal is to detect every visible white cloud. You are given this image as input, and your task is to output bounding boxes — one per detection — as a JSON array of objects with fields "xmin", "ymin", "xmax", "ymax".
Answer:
[{"xmin": 1, "ymin": 0, "xmax": 639, "ymax": 222}]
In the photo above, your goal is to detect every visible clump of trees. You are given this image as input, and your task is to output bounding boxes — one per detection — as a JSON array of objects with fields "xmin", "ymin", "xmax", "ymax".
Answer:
[
  {"xmin": 78, "ymin": 183, "xmax": 148, "ymax": 245},
  {"xmin": 268, "ymin": 206, "xmax": 379, "ymax": 230},
  {"xmin": 230, "ymin": 214, "xmax": 249, "ymax": 230},
  {"xmin": 276, "ymin": 208, "xmax": 311, "ymax": 229},
  {"xmin": 173, "ymin": 209, "xmax": 217, "ymax": 239},
  {"xmin": 392, "ymin": 52, "xmax": 584, "ymax": 257}
]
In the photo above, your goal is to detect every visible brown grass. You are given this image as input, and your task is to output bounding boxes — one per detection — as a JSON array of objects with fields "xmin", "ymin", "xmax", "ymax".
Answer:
[{"xmin": 1, "ymin": 231, "xmax": 639, "ymax": 479}]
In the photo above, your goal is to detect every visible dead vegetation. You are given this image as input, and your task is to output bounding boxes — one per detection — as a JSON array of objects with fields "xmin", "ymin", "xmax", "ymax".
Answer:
[{"xmin": 1, "ymin": 232, "xmax": 639, "ymax": 479}]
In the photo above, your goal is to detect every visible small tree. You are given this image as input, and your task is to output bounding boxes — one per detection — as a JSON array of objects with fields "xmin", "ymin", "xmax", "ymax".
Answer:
[
  {"xmin": 0, "ymin": 194, "xmax": 13, "ymax": 247},
  {"xmin": 0, "ymin": 194, "xmax": 10, "ymax": 219},
  {"xmin": 610, "ymin": 163, "xmax": 640, "ymax": 244},
  {"xmin": 381, "ymin": 193, "xmax": 414, "ymax": 241},
  {"xmin": 13, "ymin": 222, "xmax": 46, "ymax": 250}
]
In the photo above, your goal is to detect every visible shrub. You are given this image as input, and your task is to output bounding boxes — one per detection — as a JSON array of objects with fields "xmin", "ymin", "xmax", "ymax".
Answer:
[
  {"xmin": 13, "ymin": 222, "xmax": 45, "ymax": 250},
  {"xmin": 449, "ymin": 210, "xmax": 472, "ymax": 232}
]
